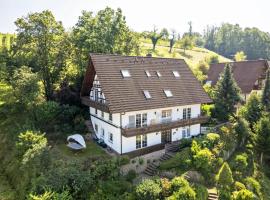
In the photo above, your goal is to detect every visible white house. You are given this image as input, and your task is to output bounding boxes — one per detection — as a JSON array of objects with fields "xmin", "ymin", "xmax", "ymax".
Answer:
[{"xmin": 81, "ymin": 54, "xmax": 212, "ymax": 156}]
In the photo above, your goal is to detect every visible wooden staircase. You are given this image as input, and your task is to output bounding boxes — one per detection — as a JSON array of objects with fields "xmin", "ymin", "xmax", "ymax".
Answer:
[{"xmin": 208, "ymin": 192, "xmax": 218, "ymax": 200}]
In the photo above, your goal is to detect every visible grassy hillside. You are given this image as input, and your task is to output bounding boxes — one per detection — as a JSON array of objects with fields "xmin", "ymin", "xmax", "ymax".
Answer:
[{"xmin": 139, "ymin": 38, "xmax": 231, "ymax": 69}]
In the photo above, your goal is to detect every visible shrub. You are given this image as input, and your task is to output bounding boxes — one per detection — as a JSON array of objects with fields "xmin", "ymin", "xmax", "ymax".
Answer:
[
  {"xmin": 231, "ymin": 189, "xmax": 254, "ymax": 200},
  {"xmin": 193, "ymin": 148, "xmax": 214, "ymax": 176},
  {"xmin": 179, "ymin": 138, "xmax": 192, "ymax": 149},
  {"xmin": 244, "ymin": 177, "xmax": 262, "ymax": 198},
  {"xmin": 135, "ymin": 179, "xmax": 161, "ymax": 200},
  {"xmin": 167, "ymin": 185, "xmax": 196, "ymax": 200},
  {"xmin": 170, "ymin": 177, "xmax": 189, "ymax": 193},
  {"xmin": 118, "ymin": 155, "xmax": 130, "ymax": 165},
  {"xmin": 194, "ymin": 184, "xmax": 208, "ymax": 200},
  {"xmin": 205, "ymin": 133, "xmax": 220, "ymax": 148},
  {"xmin": 234, "ymin": 181, "xmax": 246, "ymax": 191},
  {"xmin": 160, "ymin": 178, "xmax": 171, "ymax": 198},
  {"xmin": 233, "ymin": 153, "xmax": 248, "ymax": 174},
  {"xmin": 139, "ymin": 158, "xmax": 144, "ymax": 165},
  {"xmin": 125, "ymin": 170, "xmax": 136, "ymax": 182},
  {"xmin": 216, "ymin": 162, "xmax": 234, "ymax": 191}
]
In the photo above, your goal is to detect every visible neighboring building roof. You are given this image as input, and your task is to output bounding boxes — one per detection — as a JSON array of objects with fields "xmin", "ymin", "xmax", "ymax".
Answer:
[
  {"xmin": 81, "ymin": 54, "xmax": 212, "ymax": 113},
  {"xmin": 207, "ymin": 60, "xmax": 269, "ymax": 94}
]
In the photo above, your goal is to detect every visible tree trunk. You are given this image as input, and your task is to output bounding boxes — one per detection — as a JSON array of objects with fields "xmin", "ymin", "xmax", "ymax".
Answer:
[
  {"xmin": 153, "ymin": 42, "xmax": 156, "ymax": 51},
  {"xmin": 260, "ymin": 152, "xmax": 264, "ymax": 165},
  {"xmin": 169, "ymin": 46, "xmax": 172, "ymax": 53}
]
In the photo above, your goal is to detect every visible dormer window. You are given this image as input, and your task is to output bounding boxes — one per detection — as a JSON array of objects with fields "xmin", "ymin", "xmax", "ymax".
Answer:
[
  {"xmin": 164, "ymin": 89, "xmax": 173, "ymax": 97},
  {"xmin": 121, "ymin": 70, "xmax": 131, "ymax": 78},
  {"xmin": 156, "ymin": 71, "xmax": 162, "ymax": 77},
  {"xmin": 143, "ymin": 90, "xmax": 152, "ymax": 99},
  {"xmin": 145, "ymin": 70, "xmax": 151, "ymax": 77},
  {"xmin": 173, "ymin": 71, "xmax": 180, "ymax": 77}
]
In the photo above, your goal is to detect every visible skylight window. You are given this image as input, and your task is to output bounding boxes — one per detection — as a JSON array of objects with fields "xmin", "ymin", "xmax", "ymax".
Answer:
[
  {"xmin": 145, "ymin": 70, "xmax": 151, "ymax": 77},
  {"xmin": 143, "ymin": 90, "xmax": 152, "ymax": 99},
  {"xmin": 164, "ymin": 90, "xmax": 173, "ymax": 97},
  {"xmin": 156, "ymin": 71, "xmax": 162, "ymax": 77},
  {"xmin": 121, "ymin": 70, "xmax": 131, "ymax": 78},
  {"xmin": 173, "ymin": 71, "xmax": 180, "ymax": 77}
]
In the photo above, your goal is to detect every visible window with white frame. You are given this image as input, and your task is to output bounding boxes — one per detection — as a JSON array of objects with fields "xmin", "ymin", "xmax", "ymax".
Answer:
[
  {"xmin": 136, "ymin": 135, "xmax": 141, "ymax": 149},
  {"xmin": 187, "ymin": 108, "xmax": 191, "ymax": 119},
  {"xmin": 109, "ymin": 113, "xmax": 113, "ymax": 122},
  {"xmin": 121, "ymin": 70, "xmax": 131, "ymax": 78},
  {"xmin": 143, "ymin": 90, "xmax": 152, "ymax": 99},
  {"xmin": 109, "ymin": 133, "xmax": 113, "ymax": 143},
  {"xmin": 164, "ymin": 89, "xmax": 173, "ymax": 97},
  {"xmin": 136, "ymin": 114, "xmax": 142, "ymax": 128},
  {"xmin": 95, "ymin": 108, "xmax": 98, "ymax": 115},
  {"xmin": 183, "ymin": 108, "xmax": 187, "ymax": 119},
  {"xmin": 136, "ymin": 135, "xmax": 147, "ymax": 149},
  {"xmin": 128, "ymin": 115, "xmax": 135, "ymax": 128},
  {"xmin": 187, "ymin": 126, "xmax": 191, "ymax": 137},
  {"xmin": 142, "ymin": 113, "xmax": 147, "ymax": 127},
  {"xmin": 173, "ymin": 71, "xmax": 180, "ymax": 77},
  {"xmin": 145, "ymin": 70, "xmax": 151, "ymax": 77}
]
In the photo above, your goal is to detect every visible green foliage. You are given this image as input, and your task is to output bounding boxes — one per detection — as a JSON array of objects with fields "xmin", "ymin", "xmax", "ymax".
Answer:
[
  {"xmin": 192, "ymin": 148, "xmax": 214, "ymax": 176},
  {"xmin": 147, "ymin": 27, "xmax": 169, "ymax": 50},
  {"xmin": 204, "ymin": 23, "xmax": 270, "ymax": 60},
  {"xmin": 231, "ymin": 189, "xmax": 254, "ymax": 200},
  {"xmin": 261, "ymin": 70, "xmax": 270, "ymax": 111},
  {"xmin": 159, "ymin": 148, "xmax": 192, "ymax": 171},
  {"xmin": 193, "ymin": 184, "xmax": 208, "ymax": 200},
  {"xmin": 233, "ymin": 118, "xmax": 250, "ymax": 147},
  {"xmin": 10, "ymin": 66, "xmax": 39, "ymax": 108},
  {"xmin": 14, "ymin": 10, "xmax": 68, "ymax": 100},
  {"xmin": 170, "ymin": 177, "xmax": 189, "ymax": 192},
  {"xmin": 206, "ymin": 54, "xmax": 219, "ymax": 64},
  {"xmin": 213, "ymin": 64, "xmax": 241, "ymax": 121},
  {"xmin": 234, "ymin": 51, "xmax": 247, "ymax": 61},
  {"xmin": 244, "ymin": 177, "xmax": 262, "ymax": 198},
  {"xmin": 179, "ymin": 138, "xmax": 192, "ymax": 149},
  {"xmin": 240, "ymin": 92, "xmax": 262, "ymax": 129},
  {"xmin": 205, "ymin": 133, "xmax": 220, "ymax": 148},
  {"xmin": 28, "ymin": 191, "xmax": 72, "ymax": 200},
  {"xmin": 201, "ymin": 104, "xmax": 214, "ymax": 117},
  {"xmin": 216, "ymin": 162, "xmax": 234, "ymax": 191},
  {"xmin": 234, "ymin": 181, "xmax": 246, "ymax": 191},
  {"xmin": 167, "ymin": 185, "xmax": 196, "ymax": 200},
  {"xmin": 125, "ymin": 169, "xmax": 136, "ymax": 182},
  {"xmin": 72, "ymin": 7, "xmax": 140, "ymax": 76},
  {"xmin": 254, "ymin": 117, "xmax": 270, "ymax": 164},
  {"xmin": 135, "ymin": 179, "xmax": 161, "ymax": 200},
  {"xmin": 232, "ymin": 153, "xmax": 248, "ymax": 175},
  {"xmin": 16, "ymin": 130, "xmax": 48, "ymax": 165},
  {"xmin": 180, "ymin": 35, "xmax": 194, "ymax": 54}
]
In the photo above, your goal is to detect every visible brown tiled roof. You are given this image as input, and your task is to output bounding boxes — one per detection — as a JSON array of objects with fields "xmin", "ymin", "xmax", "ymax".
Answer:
[
  {"xmin": 81, "ymin": 54, "xmax": 212, "ymax": 113},
  {"xmin": 207, "ymin": 60, "xmax": 269, "ymax": 93}
]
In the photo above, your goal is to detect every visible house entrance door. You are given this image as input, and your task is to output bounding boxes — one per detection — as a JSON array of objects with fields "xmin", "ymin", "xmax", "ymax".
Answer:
[{"xmin": 161, "ymin": 129, "xmax": 172, "ymax": 143}]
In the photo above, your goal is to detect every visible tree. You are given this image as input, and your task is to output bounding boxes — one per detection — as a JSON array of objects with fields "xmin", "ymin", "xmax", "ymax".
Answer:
[
  {"xmin": 213, "ymin": 64, "xmax": 241, "ymax": 121},
  {"xmin": 149, "ymin": 26, "xmax": 169, "ymax": 50},
  {"xmin": 72, "ymin": 7, "xmax": 140, "ymax": 77},
  {"xmin": 254, "ymin": 117, "xmax": 270, "ymax": 164},
  {"xmin": 135, "ymin": 179, "xmax": 162, "ymax": 200},
  {"xmin": 234, "ymin": 51, "xmax": 247, "ymax": 61},
  {"xmin": 188, "ymin": 21, "xmax": 193, "ymax": 37},
  {"xmin": 169, "ymin": 30, "xmax": 177, "ymax": 53},
  {"xmin": 170, "ymin": 177, "xmax": 189, "ymax": 192},
  {"xmin": 241, "ymin": 92, "xmax": 262, "ymax": 129},
  {"xmin": 10, "ymin": 66, "xmax": 39, "ymax": 108},
  {"xmin": 261, "ymin": 70, "xmax": 270, "ymax": 111},
  {"xmin": 216, "ymin": 162, "xmax": 234, "ymax": 191},
  {"xmin": 14, "ymin": 10, "xmax": 69, "ymax": 100},
  {"xmin": 233, "ymin": 118, "xmax": 250, "ymax": 147},
  {"xmin": 180, "ymin": 35, "xmax": 194, "ymax": 54}
]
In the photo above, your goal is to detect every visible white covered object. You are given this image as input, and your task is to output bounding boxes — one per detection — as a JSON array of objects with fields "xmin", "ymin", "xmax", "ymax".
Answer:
[{"xmin": 67, "ymin": 134, "xmax": 86, "ymax": 150}]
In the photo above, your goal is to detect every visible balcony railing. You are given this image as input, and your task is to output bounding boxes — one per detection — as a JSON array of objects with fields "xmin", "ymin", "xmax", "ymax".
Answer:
[
  {"xmin": 81, "ymin": 96, "xmax": 110, "ymax": 112},
  {"xmin": 121, "ymin": 115, "xmax": 210, "ymax": 137}
]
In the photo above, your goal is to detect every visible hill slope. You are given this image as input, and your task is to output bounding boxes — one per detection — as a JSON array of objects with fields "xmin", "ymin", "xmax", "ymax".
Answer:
[{"xmin": 140, "ymin": 39, "xmax": 231, "ymax": 68}]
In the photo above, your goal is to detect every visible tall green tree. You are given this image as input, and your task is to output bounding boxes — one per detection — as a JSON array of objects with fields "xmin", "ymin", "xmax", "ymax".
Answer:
[
  {"xmin": 213, "ymin": 64, "xmax": 242, "ymax": 121},
  {"xmin": 254, "ymin": 117, "xmax": 270, "ymax": 164},
  {"xmin": 14, "ymin": 10, "xmax": 69, "ymax": 100},
  {"xmin": 216, "ymin": 162, "xmax": 234, "ymax": 191},
  {"xmin": 241, "ymin": 92, "xmax": 262, "ymax": 129},
  {"xmin": 234, "ymin": 51, "xmax": 247, "ymax": 61},
  {"xmin": 149, "ymin": 26, "xmax": 169, "ymax": 50},
  {"xmin": 261, "ymin": 70, "xmax": 270, "ymax": 111},
  {"xmin": 72, "ymin": 7, "xmax": 140, "ymax": 76},
  {"xmin": 233, "ymin": 118, "xmax": 250, "ymax": 147}
]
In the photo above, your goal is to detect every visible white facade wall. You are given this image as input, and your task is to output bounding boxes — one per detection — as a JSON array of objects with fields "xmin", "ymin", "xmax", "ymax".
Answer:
[{"xmin": 90, "ymin": 104, "xmax": 202, "ymax": 154}]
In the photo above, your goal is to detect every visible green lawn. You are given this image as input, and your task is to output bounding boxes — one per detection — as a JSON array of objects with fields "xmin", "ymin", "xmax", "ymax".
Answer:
[
  {"xmin": 139, "ymin": 39, "xmax": 231, "ymax": 69},
  {"xmin": 50, "ymin": 140, "xmax": 109, "ymax": 162}
]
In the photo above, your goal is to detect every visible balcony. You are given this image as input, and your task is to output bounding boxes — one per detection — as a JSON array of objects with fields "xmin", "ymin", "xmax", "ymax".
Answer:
[
  {"xmin": 81, "ymin": 96, "xmax": 110, "ymax": 112},
  {"xmin": 121, "ymin": 115, "xmax": 210, "ymax": 137}
]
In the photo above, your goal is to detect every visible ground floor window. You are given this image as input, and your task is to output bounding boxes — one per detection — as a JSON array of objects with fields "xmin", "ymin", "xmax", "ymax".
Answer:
[
  {"xmin": 182, "ymin": 126, "xmax": 191, "ymax": 138},
  {"xmin": 101, "ymin": 128, "xmax": 105, "ymax": 138},
  {"xmin": 95, "ymin": 124, "xmax": 98, "ymax": 133},
  {"xmin": 136, "ymin": 134, "xmax": 148, "ymax": 149},
  {"xmin": 109, "ymin": 133, "xmax": 113, "ymax": 143}
]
